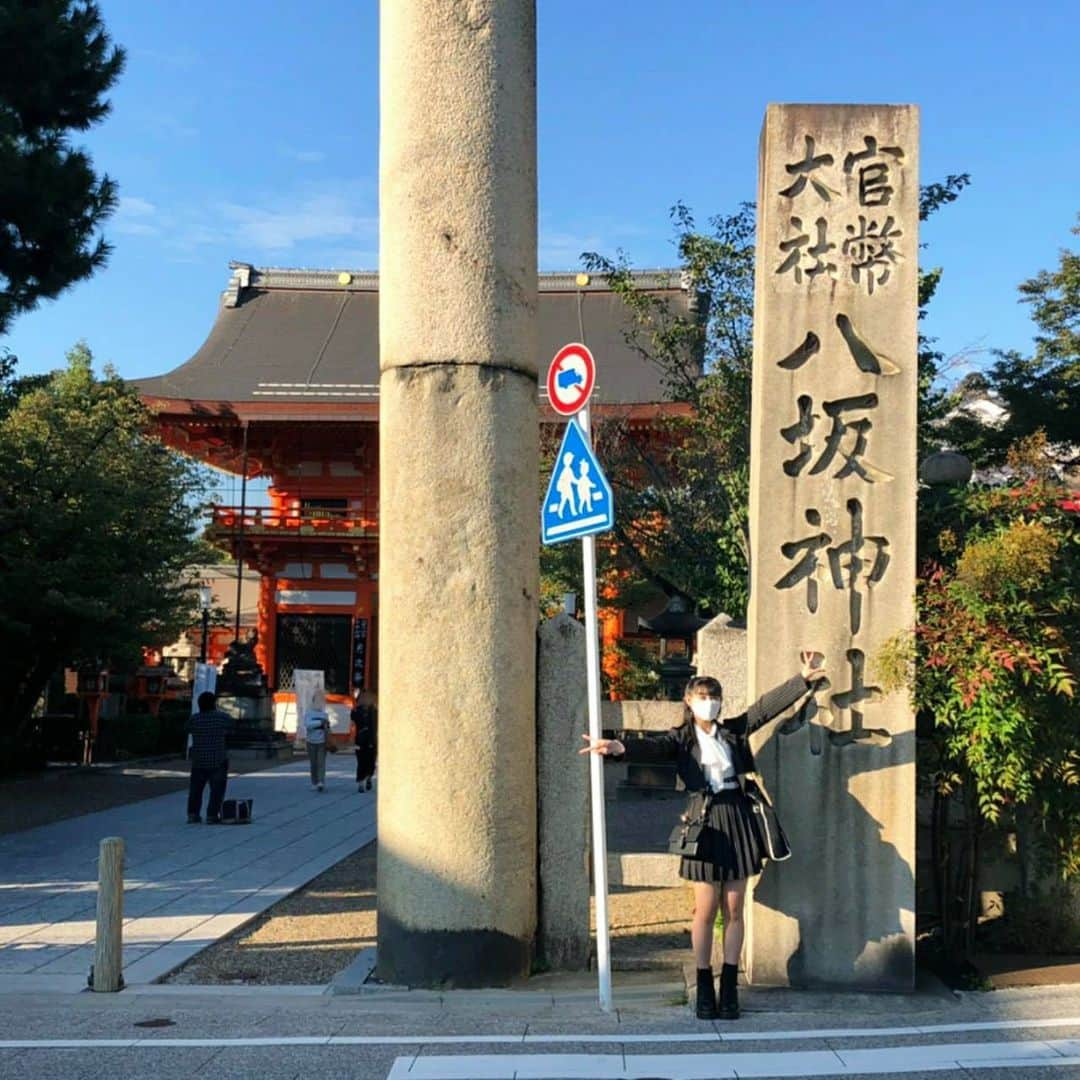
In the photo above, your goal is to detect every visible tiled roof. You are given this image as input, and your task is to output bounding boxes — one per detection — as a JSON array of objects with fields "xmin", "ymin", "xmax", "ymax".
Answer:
[{"xmin": 133, "ymin": 264, "xmax": 699, "ymax": 407}]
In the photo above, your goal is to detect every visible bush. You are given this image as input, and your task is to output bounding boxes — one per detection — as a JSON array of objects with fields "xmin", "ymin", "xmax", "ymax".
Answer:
[
  {"xmin": 979, "ymin": 890, "xmax": 1080, "ymax": 955},
  {"xmin": 603, "ymin": 639, "xmax": 663, "ymax": 700},
  {"xmin": 156, "ymin": 701, "xmax": 190, "ymax": 755},
  {"xmin": 0, "ymin": 731, "xmax": 47, "ymax": 775},
  {"xmin": 39, "ymin": 713, "xmax": 83, "ymax": 762},
  {"xmin": 96, "ymin": 710, "xmax": 187, "ymax": 760}
]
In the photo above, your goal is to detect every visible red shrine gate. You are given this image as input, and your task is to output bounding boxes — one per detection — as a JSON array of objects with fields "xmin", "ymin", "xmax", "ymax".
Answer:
[{"xmin": 136, "ymin": 264, "xmax": 698, "ymax": 725}]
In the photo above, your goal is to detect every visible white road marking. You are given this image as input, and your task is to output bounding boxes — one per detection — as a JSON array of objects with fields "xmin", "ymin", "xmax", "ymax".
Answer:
[
  {"xmin": 0, "ymin": 1017, "xmax": 1077, "ymax": 1051},
  {"xmin": 388, "ymin": 1042, "xmax": 1080, "ymax": 1079}
]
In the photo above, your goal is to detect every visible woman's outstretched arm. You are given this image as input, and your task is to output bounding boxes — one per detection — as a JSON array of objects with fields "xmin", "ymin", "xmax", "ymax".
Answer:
[
  {"xmin": 579, "ymin": 728, "xmax": 681, "ymax": 762},
  {"xmin": 745, "ymin": 649, "xmax": 827, "ymax": 734}
]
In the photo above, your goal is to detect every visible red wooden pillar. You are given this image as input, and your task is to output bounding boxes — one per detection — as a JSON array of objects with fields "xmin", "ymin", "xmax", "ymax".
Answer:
[{"xmin": 256, "ymin": 567, "xmax": 275, "ymax": 685}]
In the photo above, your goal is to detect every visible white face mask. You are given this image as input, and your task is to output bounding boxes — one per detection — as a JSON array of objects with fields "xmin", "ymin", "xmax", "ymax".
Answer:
[{"xmin": 689, "ymin": 698, "xmax": 721, "ymax": 723}]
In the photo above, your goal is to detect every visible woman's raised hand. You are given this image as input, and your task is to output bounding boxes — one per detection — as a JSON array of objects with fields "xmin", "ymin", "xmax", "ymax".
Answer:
[
  {"xmin": 579, "ymin": 734, "xmax": 626, "ymax": 756},
  {"xmin": 799, "ymin": 649, "xmax": 827, "ymax": 683}
]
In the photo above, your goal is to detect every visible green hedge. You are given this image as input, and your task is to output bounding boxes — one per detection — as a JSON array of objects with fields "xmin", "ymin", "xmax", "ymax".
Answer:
[
  {"xmin": 0, "ymin": 732, "xmax": 48, "ymax": 775},
  {"xmin": 96, "ymin": 703, "xmax": 190, "ymax": 760}
]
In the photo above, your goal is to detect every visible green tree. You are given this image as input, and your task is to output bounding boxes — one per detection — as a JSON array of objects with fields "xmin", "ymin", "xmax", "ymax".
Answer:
[
  {"xmin": 571, "ymin": 180, "xmax": 969, "ymax": 625},
  {"xmin": 917, "ymin": 175, "xmax": 972, "ymax": 455},
  {"xmin": 941, "ymin": 214, "xmax": 1079, "ymax": 466},
  {"xmin": 0, "ymin": 1, "xmax": 125, "ymax": 335},
  {"xmin": 880, "ymin": 466, "xmax": 1079, "ymax": 963},
  {"xmin": 0, "ymin": 344, "xmax": 209, "ymax": 742},
  {"xmin": 580, "ymin": 203, "xmax": 754, "ymax": 621}
]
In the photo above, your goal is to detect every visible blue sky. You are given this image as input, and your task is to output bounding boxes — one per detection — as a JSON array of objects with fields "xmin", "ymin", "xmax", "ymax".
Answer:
[{"xmin": 4, "ymin": 1, "xmax": 1078, "ymax": 384}]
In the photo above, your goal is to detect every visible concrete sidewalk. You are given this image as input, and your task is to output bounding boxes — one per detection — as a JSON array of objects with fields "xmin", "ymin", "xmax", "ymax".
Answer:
[
  {"xmin": 0, "ymin": 754, "xmax": 374, "ymax": 993},
  {"xmin": 0, "ymin": 981, "xmax": 1078, "ymax": 1079}
]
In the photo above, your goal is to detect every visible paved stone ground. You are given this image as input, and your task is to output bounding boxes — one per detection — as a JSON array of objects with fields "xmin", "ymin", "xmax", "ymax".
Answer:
[
  {"xmin": 0, "ymin": 753, "xmax": 373, "ymax": 993},
  {"xmin": 166, "ymin": 838, "xmax": 691, "ymax": 986},
  {"xmin": 0, "ymin": 754, "xmax": 284, "ymax": 837},
  {"xmin": 2, "ymin": 748, "xmax": 1071, "ymax": 1000},
  {"xmin": 167, "ymin": 840, "xmax": 379, "ymax": 985}
]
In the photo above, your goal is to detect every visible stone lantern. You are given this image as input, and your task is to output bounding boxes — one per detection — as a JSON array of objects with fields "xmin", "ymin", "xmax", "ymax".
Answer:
[
  {"xmin": 640, "ymin": 593, "xmax": 709, "ymax": 700},
  {"xmin": 76, "ymin": 665, "xmax": 109, "ymax": 764}
]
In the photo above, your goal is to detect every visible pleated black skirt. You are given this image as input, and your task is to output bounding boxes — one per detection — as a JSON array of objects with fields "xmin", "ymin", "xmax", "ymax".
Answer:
[{"xmin": 679, "ymin": 788, "xmax": 766, "ymax": 883}]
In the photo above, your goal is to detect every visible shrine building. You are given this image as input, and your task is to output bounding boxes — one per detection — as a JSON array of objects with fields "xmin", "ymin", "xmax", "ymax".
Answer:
[{"xmin": 134, "ymin": 263, "xmax": 698, "ymax": 730}]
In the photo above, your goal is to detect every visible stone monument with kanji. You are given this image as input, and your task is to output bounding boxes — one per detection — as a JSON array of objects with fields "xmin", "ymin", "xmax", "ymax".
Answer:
[{"xmin": 747, "ymin": 104, "xmax": 919, "ymax": 990}]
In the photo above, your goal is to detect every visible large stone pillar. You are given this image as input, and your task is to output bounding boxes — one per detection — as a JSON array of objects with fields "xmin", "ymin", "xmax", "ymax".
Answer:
[
  {"xmin": 747, "ymin": 104, "xmax": 918, "ymax": 990},
  {"xmin": 376, "ymin": 1, "xmax": 538, "ymax": 987}
]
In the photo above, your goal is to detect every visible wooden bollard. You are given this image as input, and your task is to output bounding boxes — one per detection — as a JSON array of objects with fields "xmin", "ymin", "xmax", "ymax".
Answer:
[{"xmin": 92, "ymin": 836, "xmax": 124, "ymax": 991}]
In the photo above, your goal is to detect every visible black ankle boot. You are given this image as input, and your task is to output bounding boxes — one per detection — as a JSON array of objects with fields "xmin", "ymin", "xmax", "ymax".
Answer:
[
  {"xmin": 695, "ymin": 967, "xmax": 717, "ymax": 1019},
  {"xmin": 717, "ymin": 962, "xmax": 740, "ymax": 1019}
]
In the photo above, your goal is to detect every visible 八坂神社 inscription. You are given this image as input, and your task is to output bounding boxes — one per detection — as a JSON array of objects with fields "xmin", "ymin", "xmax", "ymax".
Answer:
[{"xmin": 769, "ymin": 127, "xmax": 911, "ymax": 739}]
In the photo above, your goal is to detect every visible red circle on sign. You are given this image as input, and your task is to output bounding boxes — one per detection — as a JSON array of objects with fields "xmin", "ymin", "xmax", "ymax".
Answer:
[{"xmin": 546, "ymin": 343, "xmax": 596, "ymax": 416}]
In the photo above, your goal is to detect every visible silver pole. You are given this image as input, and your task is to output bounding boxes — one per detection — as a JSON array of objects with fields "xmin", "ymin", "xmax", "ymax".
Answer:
[{"xmin": 577, "ymin": 405, "xmax": 612, "ymax": 1012}]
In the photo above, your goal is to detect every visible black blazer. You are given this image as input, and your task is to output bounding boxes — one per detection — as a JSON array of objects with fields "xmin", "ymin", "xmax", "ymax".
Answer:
[{"xmin": 616, "ymin": 674, "xmax": 810, "ymax": 793}]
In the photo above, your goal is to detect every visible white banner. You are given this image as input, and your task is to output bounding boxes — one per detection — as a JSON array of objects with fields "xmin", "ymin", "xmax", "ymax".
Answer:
[
  {"xmin": 191, "ymin": 663, "xmax": 218, "ymax": 713},
  {"xmin": 189, "ymin": 663, "xmax": 218, "ymax": 755},
  {"xmin": 291, "ymin": 669, "xmax": 325, "ymax": 745}
]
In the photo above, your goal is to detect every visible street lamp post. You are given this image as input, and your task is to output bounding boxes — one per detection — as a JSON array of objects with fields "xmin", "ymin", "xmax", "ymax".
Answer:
[{"xmin": 198, "ymin": 586, "xmax": 213, "ymax": 666}]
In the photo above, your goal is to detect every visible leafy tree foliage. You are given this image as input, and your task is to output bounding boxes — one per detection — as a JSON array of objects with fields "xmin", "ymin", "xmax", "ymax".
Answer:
[
  {"xmin": 578, "ymin": 203, "xmax": 754, "ymax": 621},
  {"xmin": 941, "ymin": 215, "xmax": 1079, "ymax": 467},
  {"xmin": 0, "ymin": 345, "xmax": 210, "ymax": 740},
  {"xmin": 0, "ymin": 1, "xmax": 125, "ymax": 334},
  {"xmin": 917, "ymin": 175, "xmax": 971, "ymax": 455},
  {"xmin": 551, "ymin": 182, "xmax": 968, "ymax": 636},
  {"xmin": 880, "ymin": 462, "xmax": 1079, "ymax": 959},
  {"xmin": 877, "ymin": 216, "xmax": 1080, "ymax": 964}
]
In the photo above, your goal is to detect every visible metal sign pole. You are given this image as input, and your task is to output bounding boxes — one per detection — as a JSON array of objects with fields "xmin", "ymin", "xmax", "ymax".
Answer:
[{"xmin": 577, "ymin": 404, "xmax": 613, "ymax": 1012}]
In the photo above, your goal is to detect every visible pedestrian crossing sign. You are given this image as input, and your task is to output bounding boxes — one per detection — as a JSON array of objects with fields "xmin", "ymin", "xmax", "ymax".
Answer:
[{"xmin": 541, "ymin": 416, "xmax": 614, "ymax": 545}]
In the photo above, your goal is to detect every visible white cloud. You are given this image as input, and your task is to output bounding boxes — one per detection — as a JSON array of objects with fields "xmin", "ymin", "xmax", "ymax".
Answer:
[
  {"xmin": 133, "ymin": 47, "xmax": 201, "ymax": 71},
  {"xmin": 107, "ymin": 182, "xmax": 378, "ymax": 261},
  {"xmin": 113, "ymin": 196, "xmax": 160, "ymax": 237},
  {"xmin": 280, "ymin": 147, "xmax": 327, "ymax": 164},
  {"xmin": 538, "ymin": 216, "xmax": 661, "ymax": 271},
  {"xmin": 118, "ymin": 196, "xmax": 156, "ymax": 216},
  {"xmin": 217, "ymin": 192, "xmax": 376, "ymax": 253},
  {"xmin": 539, "ymin": 229, "xmax": 606, "ymax": 270},
  {"xmin": 152, "ymin": 115, "xmax": 200, "ymax": 141}
]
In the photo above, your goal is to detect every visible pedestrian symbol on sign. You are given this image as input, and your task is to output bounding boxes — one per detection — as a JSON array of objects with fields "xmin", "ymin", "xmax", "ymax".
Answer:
[{"xmin": 541, "ymin": 417, "xmax": 614, "ymax": 545}]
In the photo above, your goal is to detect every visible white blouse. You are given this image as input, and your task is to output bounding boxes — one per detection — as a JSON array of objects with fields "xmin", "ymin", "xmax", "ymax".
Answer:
[{"xmin": 693, "ymin": 722, "xmax": 738, "ymax": 791}]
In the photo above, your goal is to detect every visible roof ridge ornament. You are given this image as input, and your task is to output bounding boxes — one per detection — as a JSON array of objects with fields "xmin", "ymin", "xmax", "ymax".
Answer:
[{"xmin": 223, "ymin": 262, "xmax": 253, "ymax": 308}]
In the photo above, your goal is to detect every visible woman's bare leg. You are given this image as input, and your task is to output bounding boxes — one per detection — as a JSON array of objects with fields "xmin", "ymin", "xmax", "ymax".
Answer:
[
  {"xmin": 720, "ymin": 878, "xmax": 748, "ymax": 966},
  {"xmin": 691, "ymin": 882, "xmax": 721, "ymax": 967}
]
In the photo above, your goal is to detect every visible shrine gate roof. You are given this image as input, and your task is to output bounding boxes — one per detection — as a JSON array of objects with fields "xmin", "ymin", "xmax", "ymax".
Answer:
[{"xmin": 133, "ymin": 264, "xmax": 699, "ymax": 412}]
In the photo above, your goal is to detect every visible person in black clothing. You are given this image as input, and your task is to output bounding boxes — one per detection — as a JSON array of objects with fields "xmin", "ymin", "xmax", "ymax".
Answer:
[
  {"xmin": 581, "ymin": 649, "xmax": 827, "ymax": 1021},
  {"xmin": 185, "ymin": 690, "xmax": 235, "ymax": 824},
  {"xmin": 351, "ymin": 690, "xmax": 377, "ymax": 792}
]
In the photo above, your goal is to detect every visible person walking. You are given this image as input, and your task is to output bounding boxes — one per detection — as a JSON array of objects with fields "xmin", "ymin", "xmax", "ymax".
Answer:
[
  {"xmin": 351, "ymin": 689, "xmax": 377, "ymax": 792},
  {"xmin": 581, "ymin": 649, "xmax": 827, "ymax": 1021},
  {"xmin": 303, "ymin": 690, "xmax": 331, "ymax": 792},
  {"xmin": 185, "ymin": 690, "xmax": 234, "ymax": 824}
]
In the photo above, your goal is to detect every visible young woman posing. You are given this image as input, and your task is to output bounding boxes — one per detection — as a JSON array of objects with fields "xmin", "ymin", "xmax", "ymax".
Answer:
[{"xmin": 581, "ymin": 649, "xmax": 826, "ymax": 1020}]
